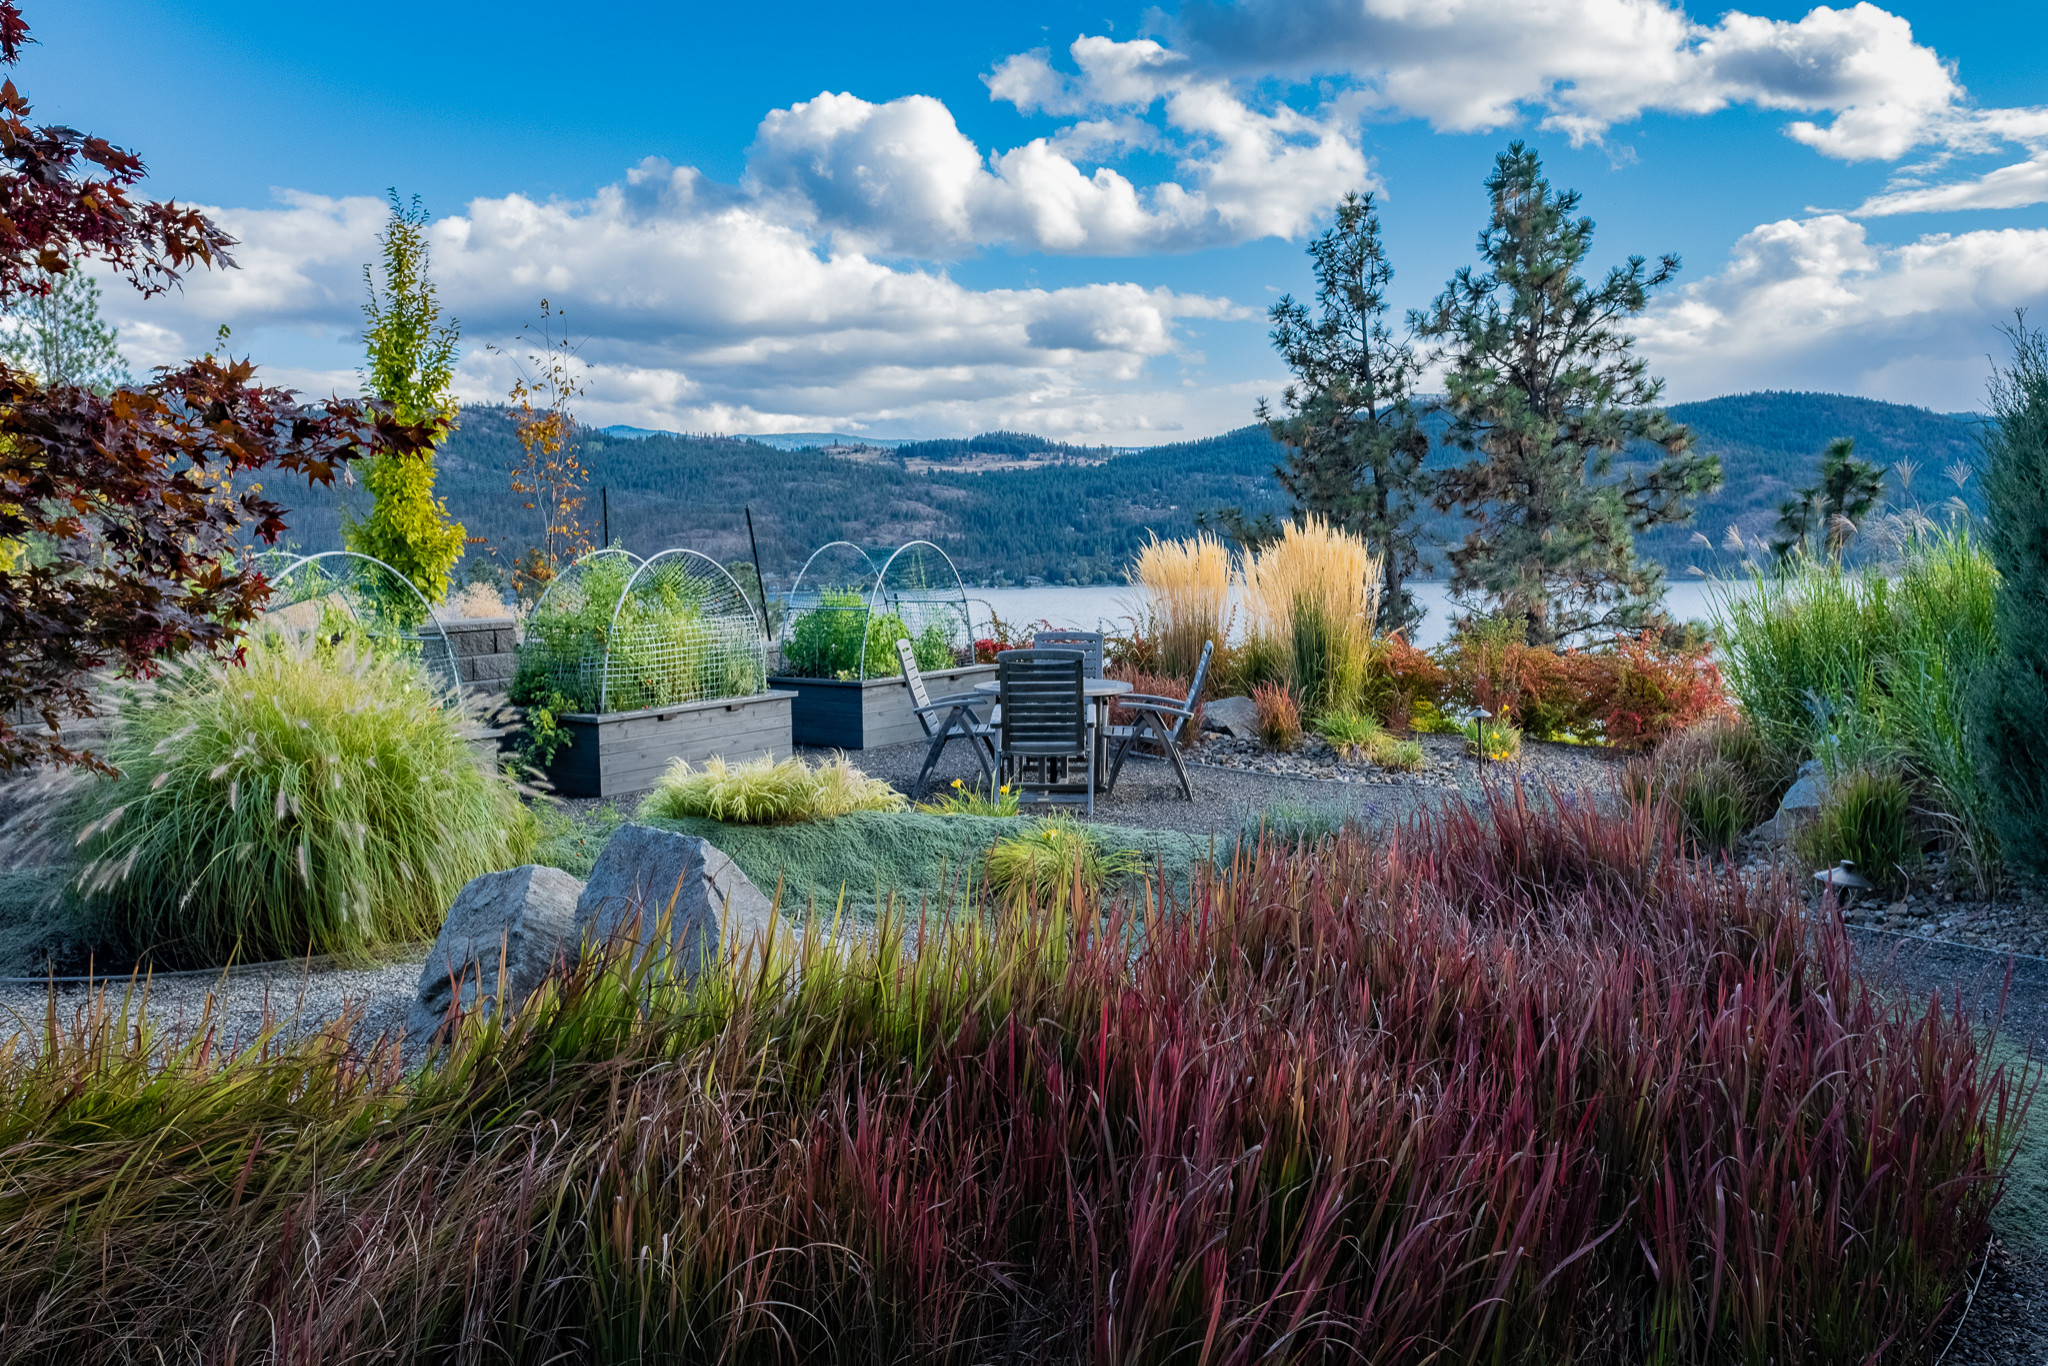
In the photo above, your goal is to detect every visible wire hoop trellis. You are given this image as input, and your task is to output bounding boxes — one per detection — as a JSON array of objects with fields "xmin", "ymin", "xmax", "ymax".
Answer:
[
  {"xmin": 866, "ymin": 541, "xmax": 972, "ymax": 679},
  {"xmin": 526, "ymin": 547, "xmax": 645, "ymax": 629},
  {"xmin": 777, "ymin": 541, "xmax": 883, "ymax": 679},
  {"xmin": 256, "ymin": 550, "xmax": 465, "ymax": 706},
  {"xmin": 519, "ymin": 547, "xmax": 767, "ymax": 714}
]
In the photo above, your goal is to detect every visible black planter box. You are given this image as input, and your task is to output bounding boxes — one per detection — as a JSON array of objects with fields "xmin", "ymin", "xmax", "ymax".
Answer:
[{"xmin": 766, "ymin": 664, "xmax": 995, "ymax": 749}]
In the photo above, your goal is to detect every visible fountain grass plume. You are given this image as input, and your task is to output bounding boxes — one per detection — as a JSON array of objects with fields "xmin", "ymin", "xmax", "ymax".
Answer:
[
  {"xmin": 72, "ymin": 639, "xmax": 535, "ymax": 966},
  {"xmin": 1241, "ymin": 515, "xmax": 1379, "ymax": 715}
]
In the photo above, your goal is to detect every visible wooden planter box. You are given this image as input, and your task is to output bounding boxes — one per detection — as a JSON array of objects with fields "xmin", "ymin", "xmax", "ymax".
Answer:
[
  {"xmin": 542, "ymin": 690, "xmax": 797, "ymax": 799},
  {"xmin": 767, "ymin": 664, "xmax": 994, "ymax": 750}
]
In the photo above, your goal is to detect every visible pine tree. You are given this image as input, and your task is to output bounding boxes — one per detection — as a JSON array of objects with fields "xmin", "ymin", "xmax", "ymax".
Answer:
[
  {"xmin": 1769, "ymin": 436, "xmax": 1887, "ymax": 561},
  {"xmin": 345, "ymin": 191, "xmax": 465, "ymax": 604},
  {"xmin": 1973, "ymin": 315, "xmax": 2048, "ymax": 871},
  {"xmin": 0, "ymin": 268, "xmax": 130, "ymax": 391},
  {"xmin": 1417, "ymin": 144, "xmax": 1721, "ymax": 646},
  {"xmin": 1259, "ymin": 192, "xmax": 1430, "ymax": 633}
]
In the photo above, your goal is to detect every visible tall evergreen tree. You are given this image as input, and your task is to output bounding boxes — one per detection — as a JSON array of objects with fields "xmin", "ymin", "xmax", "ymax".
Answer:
[
  {"xmin": 345, "ymin": 191, "xmax": 465, "ymax": 604},
  {"xmin": 1416, "ymin": 143, "xmax": 1721, "ymax": 646},
  {"xmin": 1259, "ymin": 192, "xmax": 1430, "ymax": 633},
  {"xmin": 0, "ymin": 268, "xmax": 129, "ymax": 391},
  {"xmin": 1973, "ymin": 315, "xmax": 2048, "ymax": 871},
  {"xmin": 1769, "ymin": 436, "xmax": 1887, "ymax": 561}
]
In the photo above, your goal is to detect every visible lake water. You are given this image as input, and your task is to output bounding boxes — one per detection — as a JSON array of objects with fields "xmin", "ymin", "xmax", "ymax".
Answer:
[{"xmin": 964, "ymin": 580, "xmax": 1726, "ymax": 650}]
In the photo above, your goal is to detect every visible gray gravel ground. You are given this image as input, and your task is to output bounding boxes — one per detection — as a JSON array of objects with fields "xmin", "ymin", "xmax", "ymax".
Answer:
[
  {"xmin": 0, "ymin": 950, "xmax": 426, "ymax": 1064},
  {"xmin": 1845, "ymin": 929, "xmax": 2048, "ymax": 1363},
  {"xmin": 801, "ymin": 736, "xmax": 1458, "ymax": 841}
]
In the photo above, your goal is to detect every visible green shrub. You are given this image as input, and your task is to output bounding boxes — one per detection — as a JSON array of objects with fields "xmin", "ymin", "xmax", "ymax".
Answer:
[
  {"xmin": 1793, "ymin": 767, "xmax": 1918, "ymax": 888},
  {"xmin": 73, "ymin": 642, "xmax": 536, "ymax": 965},
  {"xmin": 1312, "ymin": 709, "xmax": 1383, "ymax": 757},
  {"xmin": 985, "ymin": 815, "xmax": 1141, "ymax": 918},
  {"xmin": 637, "ymin": 753, "xmax": 905, "ymax": 825},
  {"xmin": 1973, "ymin": 318, "xmax": 2048, "ymax": 873}
]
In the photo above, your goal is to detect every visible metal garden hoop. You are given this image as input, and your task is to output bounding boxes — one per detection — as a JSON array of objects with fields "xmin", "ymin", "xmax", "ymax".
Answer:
[{"xmin": 258, "ymin": 550, "xmax": 464, "ymax": 707}]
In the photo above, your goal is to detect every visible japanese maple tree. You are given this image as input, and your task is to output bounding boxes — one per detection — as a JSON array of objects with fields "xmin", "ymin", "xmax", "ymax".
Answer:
[{"xmin": 0, "ymin": 1, "xmax": 432, "ymax": 770}]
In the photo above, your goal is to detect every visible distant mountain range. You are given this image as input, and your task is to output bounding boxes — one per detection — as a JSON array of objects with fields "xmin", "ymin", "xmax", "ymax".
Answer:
[{"xmin": 273, "ymin": 391, "xmax": 1985, "ymax": 587}]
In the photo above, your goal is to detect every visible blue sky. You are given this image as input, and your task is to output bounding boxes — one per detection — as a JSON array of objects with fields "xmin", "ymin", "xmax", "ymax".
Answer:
[{"xmin": 27, "ymin": 0, "xmax": 2048, "ymax": 441}]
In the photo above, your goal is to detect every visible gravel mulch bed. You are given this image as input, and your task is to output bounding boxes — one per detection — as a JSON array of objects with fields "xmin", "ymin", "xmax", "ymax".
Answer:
[
  {"xmin": 1735, "ymin": 836, "xmax": 2048, "ymax": 960},
  {"xmin": 1191, "ymin": 731, "xmax": 1626, "ymax": 798},
  {"xmin": 0, "ymin": 948, "xmax": 427, "ymax": 1063}
]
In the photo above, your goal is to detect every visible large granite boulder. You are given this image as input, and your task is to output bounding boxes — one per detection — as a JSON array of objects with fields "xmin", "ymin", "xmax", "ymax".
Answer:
[
  {"xmin": 574, "ymin": 824, "xmax": 777, "ymax": 979},
  {"xmin": 1202, "ymin": 694, "xmax": 1259, "ymax": 740},
  {"xmin": 1756, "ymin": 759, "xmax": 1828, "ymax": 842},
  {"xmin": 408, "ymin": 864, "xmax": 583, "ymax": 1045}
]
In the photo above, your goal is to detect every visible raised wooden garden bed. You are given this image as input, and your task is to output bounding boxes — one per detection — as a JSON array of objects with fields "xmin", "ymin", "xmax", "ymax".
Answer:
[
  {"xmin": 768, "ymin": 663, "xmax": 994, "ymax": 749},
  {"xmin": 541, "ymin": 690, "xmax": 797, "ymax": 799}
]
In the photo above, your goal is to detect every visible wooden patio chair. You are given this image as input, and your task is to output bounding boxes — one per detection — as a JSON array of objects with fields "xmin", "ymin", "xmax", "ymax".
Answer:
[
  {"xmin": 1030, "ymin": 630, "xmax": 1105, "ymax": 678},
  {"xmin": 996, "ymin": 648, "xmax": 1092, "ymax": 817},
  {"xmin": 1103, "ymin": 639, "xmax": 1213, "ymax": 801},
  {"xmin": 897, "ymin": 637, "xmax": 996, "ymax": 794}
]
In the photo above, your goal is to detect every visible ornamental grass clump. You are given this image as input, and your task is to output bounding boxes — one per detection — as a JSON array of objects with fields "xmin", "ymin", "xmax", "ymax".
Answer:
[
  {"xmin": 984, "ymin": 814, "xmax": 1141, "ymax": 918},
  {"xmin": 1130, "ymin": 531, "xmax": 1231, "ymax": 681},
  {"xmin": 0, "ymin": 789, "xmax": 2022, "ymax": 1363},
  {"xmin": 1794, "ymin": 765, "xmax": 1919, "ymax": 889},
  {"xmin": 637, "ymin": 753, "xmax": 905, "ymax": 825},
  {"xmin": 72, "ymin": 641, "xmax": 535, "ymax": 965},
  {"xmin": 1628, "ymin": 714, "xmax": 1782, "ymax": 854},
  {"xmin": 1716, "ymin": 525, "xmax": 1999, "ymax": 884},
  {"xmin": 1252, "ymin": 680, "xmax": 1302, "ymax": 751},
  {"xmin": 1241, "ymin": 516, "xmax": 1379, "ymax": 716}
]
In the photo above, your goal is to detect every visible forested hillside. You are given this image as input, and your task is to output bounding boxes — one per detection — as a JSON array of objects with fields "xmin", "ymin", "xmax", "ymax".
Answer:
[{"xmin": 270, "ymin": 392, "xmax": 1980, "ymax": 586}]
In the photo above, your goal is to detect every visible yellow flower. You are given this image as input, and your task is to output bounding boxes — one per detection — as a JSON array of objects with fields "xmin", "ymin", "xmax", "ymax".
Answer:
[
  {"xmin": 999, "ymin": 784, "xmax": 1010, "ymax": 794},
  {"xmin": 951, "ymin": 778, "xmax": 963, "ymax": 789}
]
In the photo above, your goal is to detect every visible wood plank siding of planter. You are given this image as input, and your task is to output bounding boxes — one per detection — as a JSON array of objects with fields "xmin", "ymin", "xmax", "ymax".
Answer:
[
  {"xmin": 767, "ymin": 664, "xmax": 994, "ymax": 750},
  {"xmin": 544, "ymin": 690, "xmax": 797, "ymax": 799}
]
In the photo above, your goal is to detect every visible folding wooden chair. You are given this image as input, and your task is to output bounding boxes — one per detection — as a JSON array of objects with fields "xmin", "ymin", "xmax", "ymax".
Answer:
[
  {"xmin": 896, "ymin": 637, "xmax": 995, "ymax": 794},
  {"xmin": 996, "ymin": 648, "xmax": 1092, "ymax": 817},
  {"xmin": 1030, "ymin": 630, "xmax": 1105, "ymax": 678},
  {"xmin": 1103, "ymin": 639, "xmax": 1213, "ymax": 801}
]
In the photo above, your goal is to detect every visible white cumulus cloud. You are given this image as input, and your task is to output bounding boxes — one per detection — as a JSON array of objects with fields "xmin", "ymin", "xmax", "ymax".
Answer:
[
  {"xmin": 99, "ymin": 167, "xmax": 1249, "ymax": 441},
  {"xmin": 1638, "ymin": 214, "xmax": 2048, "ymax": 408},
  {"xmin": 1172, "ymin": 0, "xmax": 1969, "ymax": 160},
  {"xmin": 746, "ymin": 40, "xmax": 1372, "ymax": 257}
]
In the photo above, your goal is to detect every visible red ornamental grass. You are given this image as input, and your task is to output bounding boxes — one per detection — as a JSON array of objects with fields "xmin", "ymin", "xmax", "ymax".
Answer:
[{"xmin": 0, "ymin": 788, "xmax": 2025, "ymax": 1363}]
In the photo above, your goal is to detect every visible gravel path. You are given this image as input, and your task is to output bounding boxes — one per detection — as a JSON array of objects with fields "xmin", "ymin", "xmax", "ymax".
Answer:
[
  {"xmin": 1845, "ymin": 930, "xmax": 2048, "ymax": 1362},
  {"xmin": 800, "ymin": 737, "xmax": 1460, "ymax": 842},
  {"xmin": 0, "ymin": 951, "xmax": 426, "ymax": 1064}
]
